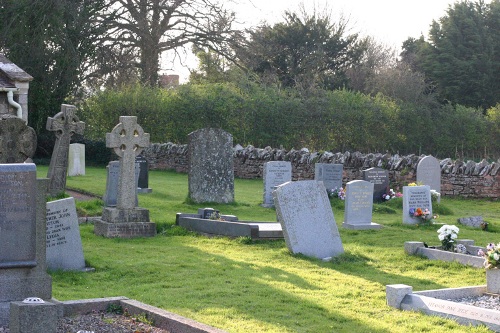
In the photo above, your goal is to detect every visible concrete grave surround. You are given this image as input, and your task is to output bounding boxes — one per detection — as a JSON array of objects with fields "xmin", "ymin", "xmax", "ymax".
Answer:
[
  {"xmin": 416, "ymin": 155, "xmax": 441, "ymax": 194},
  {"xmin": 273, "ymin": 180, "xmax": 344, "ymax": 259},
  {"xmin": 0, "ymin": 117, "xmax": 36, "ymax": 163},
  {"xmin": 46, "ymin": 104, "xmax": 85, "ymax": 196},
  {"xmin": 188, "ymin": 128, "xmax": 234, "ymax": 203},
  {"xmin": 0, "ymin": 164, "xmax": 52, "ymax": 327},
  {"xmin": 103, "ymin": 160, "xmax": 139, "ymax": 207},
  {"xmin": 136, "ymin": 154, "xmax": 152, "ymax": 193},
  {"xmin": 342, "ymin": 180, "xmax": 381, "ymax": 230},
  {"xmin": 94, "ymin": 116, "xmax": 155, "ymax": 238},
  {"xmin": 46, "ymin": 197, "xmax": 86, "ymax": 271},
  {"xmin": 68, "ymin": 143, "xmax": 85, "ymax": 176},
  {"xmin": 314, "ymin": 163, "xmax": 343, "ymax": 191},
  {"xmin": 402, "ymin": 185, "xmax": 432, "ymax": 224},
  {"xmin": 362, "ymin": 167, "xmax": 389, "ymax": 202},
  {"xmin": 262, "ymin": 161, "xmax": 291, "ymax": 207}
]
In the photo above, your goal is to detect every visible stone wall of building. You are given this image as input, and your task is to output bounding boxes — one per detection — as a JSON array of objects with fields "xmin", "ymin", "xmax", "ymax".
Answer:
[{"xmin": 142, "ymin": 143, "xmax": 500, "ymax": 199}]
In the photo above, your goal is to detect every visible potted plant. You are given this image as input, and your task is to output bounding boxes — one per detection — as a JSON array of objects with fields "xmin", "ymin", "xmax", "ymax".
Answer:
[{"xmin": 478, "ymin": 243, "xmax": 500, "ymax": 293}]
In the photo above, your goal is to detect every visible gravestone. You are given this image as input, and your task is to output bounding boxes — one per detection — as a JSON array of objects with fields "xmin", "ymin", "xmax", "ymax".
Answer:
[
  {"xmin": 46, "ymin": 104, "xmax": 85, "ymax": 196},
  {"xmin": 46, "ymin": 197, "xmax": 86, "ymax": 271},
  {"xmin": 0, "ymin": 117, "xmax": 37, "ymax": 163},
  {"xmin": 68, "ymin": 143, "xmax": 85, "ymax": 176},
  {"xmin": 403, "ymin": 185, "xmax": 432, "ymax": 224},
  {"xmin": 0, "ymin": 164, "xmax": 52, "ymax": 327},
  {"xmin": 94, "ymin": 116, "xmax": 156, "ymax": 238},
  {"xmin": 262, "ymin": 161, "xmax": 292, "ymax": 207},
  {"xmin": 363, "ymin": 167, "xmax": 389, "ymax": 202},
  {"xmin": 188, "ymin": 128, "xmax": 234, "ymax": 203},
  {"xmin": 273, "ymin": 180, "xmax": 344, "ymax": 259},
  {"xmin": 103, "ymin": 161, "xmax": 139, "ymax": 207},
  {"xmin": 136, "ymin": 154, "xmax": 152, "ymax": 193},
  {"xmin": 416, "ymin": 155, "xmax": 441, "ymax": 194},
  {"xmin": 342, "ymin": 180, "xmax": 381, "ymax": 230},
  {"xmin": 314, "ymin": 163, "xmax": 343, "ymax": 191}
]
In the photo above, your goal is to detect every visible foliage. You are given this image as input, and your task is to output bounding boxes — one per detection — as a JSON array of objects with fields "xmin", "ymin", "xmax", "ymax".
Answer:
[{"xmin": 106, "ymin": 303, "xmax": 123, "ymax": 315}]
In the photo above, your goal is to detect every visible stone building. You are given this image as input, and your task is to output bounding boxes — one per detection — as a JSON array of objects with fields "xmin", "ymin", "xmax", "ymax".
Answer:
[{"xmin": 0, "ymin": 54, "xmax": 33, "ymax": 122}]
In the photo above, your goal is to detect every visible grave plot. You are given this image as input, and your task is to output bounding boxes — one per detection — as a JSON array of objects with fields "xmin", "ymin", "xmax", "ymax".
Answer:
[{"xmin": 404, "ymin": 240, "xmax": 486, "ymax": 268}]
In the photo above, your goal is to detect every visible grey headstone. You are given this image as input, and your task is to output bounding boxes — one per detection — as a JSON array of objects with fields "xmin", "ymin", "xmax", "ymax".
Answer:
[
  {"xmin": 457, "ymin": 216, "xmax": 484, "ymax": 228},
  {"xmin": 46, "ymin": 197, "xmax": 86, "ymax": 271},
  {"xmin": 103, "ymin": 161, "xmax": 139, "ymax": 207},
  {"xmin": 342, "ymin": 180, "xmax": 381, "ymax": 230},
  {"xmin": 403, "ymin": 185, "xmax": 432, "ymax": 224},
  {"xmin": 136, "ymin": 154, "xmax": 152, "ymax": 193},
  {"xmin": 188, "ymin": 128, "xmax": 234, "ymax": 203},
  {"xmin": 273, "ymin": 180, "xmax": 344, "ymax": 259},
  {"xmin": 314, "ymin": 163, "xmax": 343, "ymax": 191},
  {"xmin": 46, "ymin": 104, "xmax": 85, "ymax": 196},
  {"xmin": 0, "ymin": 117, "xmax": 37, "ymax": 163},
  {"xmin": 363, "ymin": 167, "xmax": 389, "ymax": 202},
  {"xmin": 68, "ymin": 143, "xmax": 85, "ymax": 176},
  {"xmin": 417, "ymin": 155, "xmax": 441, "ymax": 193},
  {"xmin": 263, "ymin": 161, "xmax": 291, "ymax": 207}
]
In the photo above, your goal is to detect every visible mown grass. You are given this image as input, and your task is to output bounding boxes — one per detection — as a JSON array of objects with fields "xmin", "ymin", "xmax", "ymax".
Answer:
[{"xmin": 36, "ymin": 166, "xmax": 500, "ymax": 333}]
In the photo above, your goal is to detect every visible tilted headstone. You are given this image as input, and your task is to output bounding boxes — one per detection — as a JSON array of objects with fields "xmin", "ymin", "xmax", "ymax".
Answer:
[
  {"xmin": 363, "ymin": 167, "xmax": 389, "ymax": 202},
  {"xmin": 273, "ymin": 180, "xmax": 344, "ymax": 259},
  {"xmin": 68, "ymin": 143, "xmax": 85, "ymax": 176},
  {"xmin": 136, "ymin": 154, "xmax": 152, "ymax": 193},
  {"xmin": 0, "ymin": 117, "xmax": 37, "ymax": 163},
  {"xmin": 94, "ymin": 116, "xmax": 156, "ymax": 238},
  {"xmin": 103, "ymin": 161, "xmax": 139, "ymax": 207},
  {"xmin": 342, "ymin": 180, "xmax": 381, "ymax": 230},
  {"xmin": 403, "ymin": 185, "xmax": 432, "ymax": 224},
  {"xmin": 46, "ymin": 104, "xmax": 85, "ymax": 196},
  {"xmin": 417, "ymin": 155, "xmax": 441, "ymax": 194},
  {"xmin": 262, "ymin": 161, "xmax": 291, "ymax": 207},
  {"xmin": 46, "ymin": 197, "xmax": 85, "ymax": 271},
  {"xmin": 314, "ymin": 163, "xmax": 343, "ymax": 192},
  {"xmin": 0, "ymin": 164, "xmax": 52, "ymax": 327},
  {"xmin": 188, "ymin": 128, "xmax": 234, "ymax": 203}
]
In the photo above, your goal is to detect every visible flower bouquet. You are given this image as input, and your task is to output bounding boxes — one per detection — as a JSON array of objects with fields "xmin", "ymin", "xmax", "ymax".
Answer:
[
  {"xmin": 437, "ymin": 224, "xmax": 459, "ymax": 252},
  {"xmin": 409, "ymin": 207, "xmax": 432, "ymax": 223},
  {"xmin": 479, "ymin": 243, "xmax": 500, "ymax": 269}
]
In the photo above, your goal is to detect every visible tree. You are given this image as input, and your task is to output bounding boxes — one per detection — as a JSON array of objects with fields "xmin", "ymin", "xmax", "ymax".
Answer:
[
  {"xmin": 235, "ymin": 8, "xmax": 366, "ymax": 90},
  {"xmin": 100, "ymin": 0, "xmax": 240, "ymax": 86}
]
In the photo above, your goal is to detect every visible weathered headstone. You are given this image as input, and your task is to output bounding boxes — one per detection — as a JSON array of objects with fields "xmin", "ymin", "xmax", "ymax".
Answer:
[
  {"xmin": 188, "ymin": 128, "xmax": 234, "ymax": 203},
  {"xmin": 0, "ymin": 164, "xmax": 52, "ymax": 326},
  {"xmin": 103, "ymin": 161, "xmax": 139, "ymax": 207},
  {"xmin": 342, "ymin": 180, "xmax": 381, "ymax": 230},
  {"xmin": 45, "ymin": 197, "xmax": 86, "ymax": 271},
  {"xmin": 403, "ymin": 185, "xmax": 432, "ymax": 224},
  {"xmin": 363, "ymin": 167, "xmax": 389, "ymax": 202},
  {"xmin": 314, "ymin": 163, "xmax": 343, "ymax": 191},
  {"xmin": 0, "ymin": 117, "xmax": 37, "ymax": 163},
  {"xmin": 46, "ymin": 104, "xmax": 85, "ymax": 196},
  {"xmin": 416, "ymin": 155, "xmax": 441, "ymax": 194},
  {"xmin": 262, "ymin": 161, "xmax": 292, "ymax": 207},
  {"xmin": 136, "ymin": 154, "xmax": 152, "ymax": 193},
  {"xmin": 94, "ymin": 116, "xmax": 156, "ymax": 238},
  {"xmin": 68, "ymin": 143, "xmax": 85, "ymax": 176},
  {"xmin": 273, "ymin": 180, "xmax": 344, "ymax": 259}
]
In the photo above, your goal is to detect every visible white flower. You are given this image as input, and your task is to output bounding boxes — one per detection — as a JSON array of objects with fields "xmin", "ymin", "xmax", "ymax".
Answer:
[
  {"xmin": 494, "ymin": 253, "xmax": 500, "ymax": 261},
  {"xmin": 451, "ymin": 233, "xmax": 458, "ymax": 239},
  {"xmin": 438, "ymin": 234, "xmax": 445, "ymax": 241}
]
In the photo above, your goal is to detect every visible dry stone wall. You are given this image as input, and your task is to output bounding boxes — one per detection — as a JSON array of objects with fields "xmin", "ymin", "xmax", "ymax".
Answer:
[{"xmin": 142, "ymin": 143, "xmax": 500, "ymax": 199}]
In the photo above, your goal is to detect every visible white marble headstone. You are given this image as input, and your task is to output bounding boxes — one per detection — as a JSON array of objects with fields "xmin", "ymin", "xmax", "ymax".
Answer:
[
  {"xmin": 403, "ymin": 185, "xmax": 432, "ymax": 224},
  {"xmin": 262, "ymin": 161, "xmax": 292, "ymax": 207},
  {"xmin": 416, "ymin": 155, "xmax": 441, "ymax": 193},
  {"xmin": 68, "ymin": 143, "xmax": 85, "ymax": 176},
  {"xmin": 273, "ymin": 180, "xmax": 344, "ymax": 259},
  {"xmin": 46, "ymin": 197, "xmax": 86, "ymax": 271},
  {"xmin": 342, "ymin": 180, "xmax": 381, "ymax": 230}
]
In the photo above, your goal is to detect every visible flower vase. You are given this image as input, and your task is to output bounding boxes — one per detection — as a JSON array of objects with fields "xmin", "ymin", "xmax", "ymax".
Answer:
[{"xmin": 486, "ymin": 269, "xmax": 500, "ymax": 294}]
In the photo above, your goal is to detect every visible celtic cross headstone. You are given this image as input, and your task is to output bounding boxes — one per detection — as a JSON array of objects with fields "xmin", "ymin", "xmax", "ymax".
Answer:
[
  {"xmin": 0, "ymin": 117, "xmax": 37, "ymax": 163},
  {"xmin": 46, "ymin": 104, "xmax": 85, "ymax": 196}
]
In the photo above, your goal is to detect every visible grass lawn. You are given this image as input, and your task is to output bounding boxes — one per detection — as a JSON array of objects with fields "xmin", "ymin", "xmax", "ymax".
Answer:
[{"xmin": 37, "ymin": 165, "xmax": 500, "ymax": 333}]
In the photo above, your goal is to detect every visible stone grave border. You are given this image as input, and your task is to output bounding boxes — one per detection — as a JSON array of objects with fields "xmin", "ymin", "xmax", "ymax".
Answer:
[
  {"xmin": 176, "ymin": 213, "xmax": 283, "ymax": 240},
  {"xmin": 405, "ymin": 240, "xmax": 486, "ymax": 268}
]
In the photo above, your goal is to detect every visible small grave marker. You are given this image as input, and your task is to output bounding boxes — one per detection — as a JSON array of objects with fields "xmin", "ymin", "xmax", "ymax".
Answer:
[
  {"xmin": 136, "ymin": 154, "xmax": 152, "ymax": 193},
  {"xmin": 262, "ymin": 161, "xmax": 292, "ymax": 207},
  {"xmin": 68, "ymin": 143, "xmax": 85, "ymax": 176},
  {"xmin": 342, "ymin": 180, "xmax": 381, "ymax": 230},
  {"xmin": 314, "ymin": 163, "xmax": 343, "ymax": 191}
]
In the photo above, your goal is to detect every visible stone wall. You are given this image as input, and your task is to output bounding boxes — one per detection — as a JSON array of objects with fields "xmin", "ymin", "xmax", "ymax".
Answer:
[{"xmin": 142, "ymin": 143, "xmax": 500, "ymax": 199}]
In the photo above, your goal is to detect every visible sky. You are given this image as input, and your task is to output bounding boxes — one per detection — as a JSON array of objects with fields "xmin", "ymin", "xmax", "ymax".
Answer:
[{"xmin": 165, "ymin": 0, "xmax": 491, "ymax": 82}]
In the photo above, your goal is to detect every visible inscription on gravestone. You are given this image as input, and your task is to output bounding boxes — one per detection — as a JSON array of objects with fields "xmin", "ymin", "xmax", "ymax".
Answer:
[
  {"xmin": 0, "ymin": 164, "xmax": 36, "ymax": 268},
  {"xmin": 262, "ymin": 161, "xmax": 291, "ymax": 207},
  {"xmin": 314, "ymin": 163, "xmax": 343, "ymax": 191},
  {"xmin": 403, "ymin": 185, "xmax": 432, "ymax": 224},
  {"xmin": 363, "ymin": 167, "xmax": 389, "ymax": 202}
]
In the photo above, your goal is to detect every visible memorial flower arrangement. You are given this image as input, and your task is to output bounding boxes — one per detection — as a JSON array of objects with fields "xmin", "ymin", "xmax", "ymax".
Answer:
[
  {"xmin": 409, "ymin": 207, "xmax": 432, "ymax": 223},
  {"xmin": 478, "ymin": 243, "xmax": 500, "ymax": 269},
  {"xmin": 328, "ymin": 187, "xmax": 345, "ymax": 200},
  {"xmin": 381, "ymin": 188, "xmax": 402, "ymax": 201},
  {"xmin": 437, "ymin": 224, "xmax": 459, "ymax": 252},
  {"xmin": 430, "ymin": 189, "xmax": 441, "ymax": 202}
]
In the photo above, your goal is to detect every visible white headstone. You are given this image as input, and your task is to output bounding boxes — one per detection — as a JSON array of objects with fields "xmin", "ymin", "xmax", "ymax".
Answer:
[
  {"xmin": 403, "ymin": 185, "xmax": 432, "ymax": 224},
  {"xmin": 416, "ymin": 155, "xmax": 441, "ymax": 193},
  {"xmin": 68, "ymin": 143, "xmax": 85, "ymax": 176},
  {"xmin": 262, "ymin": 161, "xmax": 292, "ymax": 207},
  {"xmin": 46, "ymin": 197, "xmax": 86, "ymax": 271},
  {"xmin": 342, "ymin": 180, "xmax": 381, "ymax": 230},
  {"xmin": 273, "ymin": 180, "xmax": 344, "ymax": 259},
  {"xmin": 314, "ymin": 163, "xmax": 343, "ymax": 191}
]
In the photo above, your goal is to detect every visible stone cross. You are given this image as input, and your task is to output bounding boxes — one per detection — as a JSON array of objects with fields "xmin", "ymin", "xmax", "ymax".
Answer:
[
  {"xmin": 0, "ymin": 117, "xmax": 37, "ymax": 163},
  {"xmin": 106, "ymin": 116, "xmax": 150, "ymax": 209},
  {"xmin": 46, "ymin": 104, "xmax": 85, "ymax": 196}
]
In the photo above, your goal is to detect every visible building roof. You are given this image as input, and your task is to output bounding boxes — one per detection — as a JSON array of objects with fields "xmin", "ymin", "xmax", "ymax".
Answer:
[
  {"xmin": 0, "ymin": 54, "xmax": 33, "ymax": 82},
  {"xmin": 0, "ymin": 71, "xmax": 16, "ymax": 88}
]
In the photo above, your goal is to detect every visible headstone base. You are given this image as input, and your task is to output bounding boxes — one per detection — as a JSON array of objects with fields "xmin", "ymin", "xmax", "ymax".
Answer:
[
  {"xmin": 9, "ymin": 301, "xmax": 60, "ymax": 333},
  {"xmin": 101, "ymin": 207, "xmax": 150, "ymax": 223},
  {"xmin": 342, "ymin": 222, "xmax": 382, "ymax": 230},
  {"xmin": 0, "ymin": 275, "xmax": 52, "ymax": 304},
  {"xmin": 137, "ymin": 188, "xmax": 152, "ymax": 193},
  {"xmin": 94, "ymin": 220, "xmax": 156, "ymax": 238}
]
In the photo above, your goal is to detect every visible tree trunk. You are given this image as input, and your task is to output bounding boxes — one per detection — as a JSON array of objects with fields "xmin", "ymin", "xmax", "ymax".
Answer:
[{"xmin": 140, "ymin": 45, "xmax": 160, "ymax": 86}]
